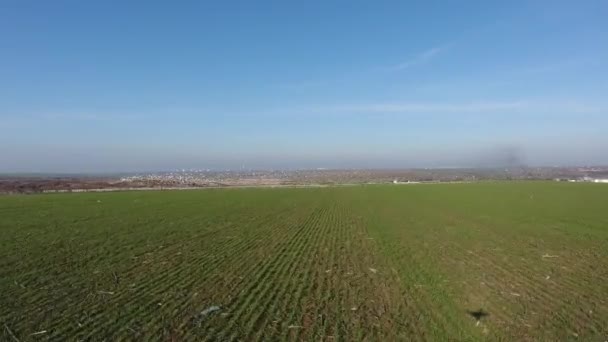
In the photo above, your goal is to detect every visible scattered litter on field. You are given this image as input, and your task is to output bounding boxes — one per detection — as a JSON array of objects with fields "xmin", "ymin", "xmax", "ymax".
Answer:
[
  {"xmin": 542, "ymin": 254, "xmax": 559, "ymax": 258},
  {"xmin": 545, "ymin": 275, "xmax": 551, "ymax": 280},
  {"xmin": 200, "ymin": 306, "xmax": 221, "ymax": 317},
  {"xmin": 325, "ymin": 269, "xmax": 331, "ymax": 273},
  {"xmin": 31, "ymin": 330, "xmax": 47, "ymax": 336},
  {"xmin": 288, "ymin": 325, "xmax": 302, "ymax": 329},
  {"xmin": 510, "ymin": 292, "xmax": 521, "ymax": 297},
  {"xmin": 98, "ymin": 291, "xmax": 115, "ymax": 295},
  {"xmin": 369, "ymin": 268, "xmax": 378, "ymax": 274},
  {"xmin": 351, "ymin": 307, "xmax": 358, "ymax": 311},
  {"xmin": 193, "ymin": 306, "xmax": 222, "ymax": 326}
]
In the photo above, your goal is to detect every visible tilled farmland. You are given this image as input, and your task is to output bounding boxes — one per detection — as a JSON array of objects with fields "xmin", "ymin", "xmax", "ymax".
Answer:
[{"xmin": 1, "ymin": 182, "xmax": 607, "ymax": 341}]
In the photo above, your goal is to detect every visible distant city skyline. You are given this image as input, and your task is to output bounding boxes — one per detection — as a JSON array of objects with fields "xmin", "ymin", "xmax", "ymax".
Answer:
[{"xmin": 1, "ymin": 1, "xmax": 607, "ymax": 172}]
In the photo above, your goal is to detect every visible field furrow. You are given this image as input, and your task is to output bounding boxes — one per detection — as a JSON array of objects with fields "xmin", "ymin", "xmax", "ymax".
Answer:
[{"xmin": 1, "ymin": 183, "xmax": 607, "ymax": 341}]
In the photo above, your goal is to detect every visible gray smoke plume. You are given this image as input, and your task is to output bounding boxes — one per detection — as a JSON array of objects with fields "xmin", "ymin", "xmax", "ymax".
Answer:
[{"xmin": 472, "ymin": 145, "xmax": 527, "ymax": 168}]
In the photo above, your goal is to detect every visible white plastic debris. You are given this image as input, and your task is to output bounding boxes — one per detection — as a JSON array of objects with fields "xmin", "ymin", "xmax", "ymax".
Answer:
[{"xmin": 200, "ymin": 306, "xmax": 221, "ymax": 317}]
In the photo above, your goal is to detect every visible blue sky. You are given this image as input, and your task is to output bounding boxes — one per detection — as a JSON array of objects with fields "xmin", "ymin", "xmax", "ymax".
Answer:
[{"xmin": 1, "ymin": 1, "xmax": 607, "ymax": 172}]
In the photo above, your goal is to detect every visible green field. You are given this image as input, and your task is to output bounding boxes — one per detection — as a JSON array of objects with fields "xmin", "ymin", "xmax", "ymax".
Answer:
[{"xmin": 1, "ymin": 182, "xmax": 607, "ymax": 341}]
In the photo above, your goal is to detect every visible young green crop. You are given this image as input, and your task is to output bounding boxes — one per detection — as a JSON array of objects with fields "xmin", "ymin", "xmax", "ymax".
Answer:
[{"xmin": 1, "ymin": 182, "xmax": 607, "ymax": 340}]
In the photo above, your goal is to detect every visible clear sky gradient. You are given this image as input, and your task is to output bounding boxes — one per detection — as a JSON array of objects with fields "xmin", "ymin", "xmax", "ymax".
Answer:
[{"xmin": 1, "ymin": 1, "xmax": 607, "ymax": 172}]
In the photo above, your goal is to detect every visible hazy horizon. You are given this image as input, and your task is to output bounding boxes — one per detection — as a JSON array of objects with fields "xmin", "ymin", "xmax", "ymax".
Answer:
[
  {"xmin": 2, "ymin": 143, "xmax": 607, "ymax": 174},
  {"xmin": 2, "ymin": 1, "xmax": 607, "ymax": 173}
]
